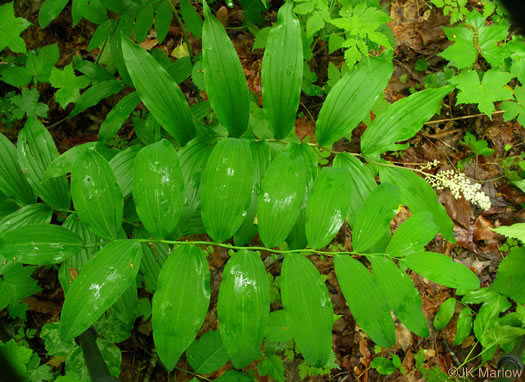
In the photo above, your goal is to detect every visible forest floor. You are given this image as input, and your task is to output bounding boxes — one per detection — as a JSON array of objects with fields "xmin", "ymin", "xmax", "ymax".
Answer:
[{"xmin": 1, "ymin": 0, "xmax": 524, "ymax": 381}]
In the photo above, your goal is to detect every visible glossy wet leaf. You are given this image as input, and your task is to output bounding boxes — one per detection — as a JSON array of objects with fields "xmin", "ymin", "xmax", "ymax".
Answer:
[
  {"xmin": 305, "ymin": 167, "xmax": 351, "ymax": 249},
  {"xmin": 434, "ymin": 297, "xmax": 456, "ymax": 330},
  {"xmin": 261, "ymin": 1, "xmax": 303, "ymax": 139},
  {"xmin": 17, "ymin": 118, "xmax": 71, "ymax": 210},
  {"xmin": 60, "ymin": 240, "xmax": 142, "ymax": 340},
  {"xmin": 152, "ymin": 245, "xmax": 210, "ymax": 371},
  {"xmin": 58, "ymin": 213, "xmax": 101, "ymax": 294},
  {"xmin": 0, "ymin": 133, "xmax": 36, "ymax": 206},
  {"xmin": 0, "ymin": 203, "xmax": 53, "ymax": 235},
  {"xmin": 121, "ymin": 34, "xmax": 195, "ymax": 145},
  {"xmin": 98, "ymin": 92, "xmax": 140, "ymax": 143},
  {"xmin": 335, "ymin": 255, "xmax": 395, "ymax": 347},
  {"xmin": 281, "ymin": 255, "xmax": 333, "ymax": 367},
  {"xmin": 200, "ymin": 138, "xmax": 253, "ymax": 242},
  {"xmin": 453, "ymin": 309, "xmax": 472, "ymax": 346},
  {"xmin": 42, "ymin": 142, "xmax": 97, "ymax": 182},
  {"xmin": 258, "ymin": 150, "xmax": 306, "ymax": 248},
  {"xmin": 361, "ymin": 86, "xmax": 454, "ymax": 157},
  {"xmin": 401, "ymin": 252, "xmax": 480, "ymax": 290},
  {"xmin": 202, "ymin": 1, "xmax": 250, "ymax": 137},
  {"xmin": 218, "ymin": 250, "xmax": 270, "ymax": 368},
  {"xmin": 71, "ymin": 149, "xmax": 123, "ymax": 240},
  {"xmin": 379, "ymin": 166, "xmax": 455, "ymax": 243},
  {"xmin": 369, "ymin": 256, "xmax": 429, "ymax": 337},
  {"xmin": 133, "ymin": 140, "xmax": 184, "ymax": 239},
  {"xmin": 386, "ymin": 212, "xmax": 439, "ymax": 257},
  {"xmin": 332, "ymin": 153, "xmax": 377, "ymax": 226},
  {"xmin": 186, "ymin": 330, "xmax": 229, "ymax": 374},
  {"xmin": 0, "ymin": 224, "xmax": 83, "ymax": 265},
  {"xmin": 234, "ymin": 141, "xmax": 271, "ymax": 246},
  {"xmin": 316, "ymin": 56, "xmax": 393, "ymax": 146},
  {"xmin": 109, "ymin": 144, "xmax": 142, "ymax": 198},
  {"xmin": 352, "ymin": 183, "xmax": 399, "ymax": 253}
]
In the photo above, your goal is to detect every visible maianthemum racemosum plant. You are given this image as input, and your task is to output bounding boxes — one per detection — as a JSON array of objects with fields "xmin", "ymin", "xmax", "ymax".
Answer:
[{"xmin": 0, "ymin": 0, "xmax": 488, "ymax": 373}]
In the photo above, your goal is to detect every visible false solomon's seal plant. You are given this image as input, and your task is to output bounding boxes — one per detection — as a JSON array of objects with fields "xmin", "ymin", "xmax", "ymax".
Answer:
[{"xmin": 0, "ymin": 0, "xmax": 483, "ymax": 373}]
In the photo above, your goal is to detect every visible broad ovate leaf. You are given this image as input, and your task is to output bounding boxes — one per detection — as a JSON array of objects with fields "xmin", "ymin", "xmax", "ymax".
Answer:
[
  {"xmin": 0, "ymin": 224, "xmax": 83, "ymax": 265},
  {"xmin": 152, "ymin": 245, "xmax": 210, "ymax": 371},
  {"xmin": 218, "ymin": 250, "xmax": 269, "ymax": 368},
  {"xmin": 202, "ymin": 1, "xmax": 250, "ymax": 137},
  {"xmin": 109, "ymin": 144, "xmax": 142, "ymax": 198},
  {"xmin": 305, "ymin": 167, "xmax": 351, "ymax": 249},
  {"xmin": 401, "ymin": 252, "xmax": 480, "ymax": 290},
  {"xmin": 258, "ymin": 150, "xmax": 306, "ymax": 248},
  {"xmin": 42, "ymin": 142, "xmax": 97, "ymax": 182},
  {"xmin": 361, "ymin": 86, "xmax": 453, "ymax": 157},
  {"xmin": 281, "ymin": 254, "xmax": 333, "ymax": 367},
  {"xmin": 98, "ymin": 91, "xmax": 141, "ymax": 143},
  {"xmin": 352, "ymin": 183, "xmax": 399, "ymax": 253},
  {"xmin": 316, "ymin": 56, "xmax": 393, "ymax": 146},
  {"xmin": 0, "ymin": 132, "xmax": 36, "ymax": 205},
  {"xmin": 71, "ymin": 149, "xmax": 123, "ymax": 240},
  {"xmin": 200, "ymin": 138, "xmax": 253, "ymax": 242},
  {"xmin": 121, "ymin": 34, "xmax": 195, "ymax": 145},
  {"xmin": 335, "ymin": 255, "xmax": 396, "ymax": 347},
  {"xmin": 261, "ymin": 1, "xmax": 303, "ymax": 139},
  {"xmin": 386, "ymin": 212, "xmax": 439, "ymax": 257},
  {"xmin": 433, "ymin": 297, "xmax": 456, "ymax": 330},
  {"xmin": 60, "ymin": 240, "xmax": 142, "ymax": 339},
  {"xmin": 369, "ymin": 256, "xmax": 429, "ymax": 337},
  {"xmin": 0, "ymin": 203, "xmax": 53, "ymax": 235},
  {"xmin": 491, "ymin": 247, "xmax": 525, "ymax": 303},
  {"xmin": 133, "ymin": 139, "xmax": 184, "ymax": 239},
  {"xmin": 17, "ymin": 118, "xmax": 71, "ymax": 210}
]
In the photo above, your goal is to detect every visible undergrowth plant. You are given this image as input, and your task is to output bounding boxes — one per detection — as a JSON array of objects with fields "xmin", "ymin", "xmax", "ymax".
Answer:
[{"xmin": 0, "ymin": 0, "xmax": 524, "ymax": 380}]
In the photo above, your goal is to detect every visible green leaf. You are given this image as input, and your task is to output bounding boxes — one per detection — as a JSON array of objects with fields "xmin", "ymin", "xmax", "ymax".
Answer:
[
  {"xmin": 258, "ymin": 150, "xmax": 306, "ymax": 248},
  {"xmin": 253, "ymin": 27, "xmax": 271, "ymax": 50},
  {"xmin": 218, "ymin": 250, "xmax": 270, "ymax": 368},
  {"xmin": 0, "ymin": 263, "xmax": 40, "ymax": 311},
  {"xmin": 200, "ymin": 138, "xmax": 254, "ymax": 242},
  {"xmin": 264, "ymin": 310, "xmax": 292, "ymax": 343},
  {"xmin": 0, "ymin": 224, "xmax": 83, "ymax": 265},
  {"xmin": 379, "ymin": 166, "xmax": 455, "ymax": 243},
  {"xmin": 433, "ymin": 297, "xmax": 456, "ymax": 330},
  {"xmin": 401, "ymin": 252, "xmax": 480, "ymax": 289},
  {"xmin": 352, "ymin": 183, "xmax": 399, "ymax": 253},
  {"xmin": 42, "ymin": 142, "xmax": 97, "ymax": 182},
  {"xmin": 133, "ymin": 139, "xmax": 184, "ymax": 239},
  {"xmin": 49, "ymin": 63, "xmax": 91, "ymax": 109},
  {"xmin": 25, "ymin": 43, "xmax": 59, "ymax": 83},
  {"xmin": 17, "ymin": 118, "xmax": 71, "ymax": 210},
  {"xmin": 305, "ymin": 168, "xmax": 351, "ymax": 249},
  {"xmin": 369, "ymin": 256, "xmax": 429, "ymax": 337},
  {"xmin": 38, "ymin": 0, "xmax": 68, "ymax": 28},
  {"xmin": 215, "ymin": 370, "xmax": 253, "ymax": 382},
  {"xmin": 0, "ymin": 2, "xmax": 31, "ymax": 54},
  {"xmin": 154, "ymin": 1, "xmax": 173, "ymax": 44},
  {"xmin": 1, "ymin": 65, "xmax": 31, "ymax": 87},
  {"xmin": 261, "ymin": 1, "xmax": 303, "ymax": 139},
  {"xmin": 450, "ymin": 70, "xmax": 513, "ymax": 119},
  {"xmin": 134, "ymin": 4, "xmax": 153, "ymax": 44},
  {"xmin": 361, "ymin": 86, "xmax": 453, "ymax": 157},
  {"xmin": 98, "ymin": 92, "xmax": 140, "ymax": 142},
  {"xmin": 258, "ymin": 354, "xmax": 285, "ymax": 382},
  {"xmin": 71, "ymin": 149, "xmax": 123, "ymax": 240},
  {"xmin": 70, "ymin": 80, "xmax": 125, "ymax": 117},
  {"xmin": 60, "ymin": 240, "xmax": 142, "ymax": 339},
  {"xmin": 65, "ymin": 338, "xmax": 121, "ymax": 379},
  {"xmin": 316, "ymin": 56, "xmax": 393, "ymax": 146},
  {"xmin": 186, "ymin": 330, "xmax": 230, "ymax": 374},
  {"xmin": 152, "ymin": 245, "xmax": 210, "ymax": 371},
  {"xmin": 491, "ymin": 247, "xmax": 525, "ymax": 303},
  {"xmin": 439, "ymin": 26, "xmax": 478, "ymax": 68},
  {"xmin": 88, "ymin": 19, "xmax": 117, "ymax": 50},
  {"xmin": 474, "ymin": 295, "xmax": 510, "ymax": 345},
  {"xmin": 0, "ymin": 132, "xmax": 36, "ymax": 205},
  {"xmin": 453, "ymin": 308, "xmax": 472, "ymax": 346},
  {"xmin": 11, "ymin": 88, "xmax": 49, "ymax": 120},
  {"xmin": 109, "ymin": 144, "xmax": 142, "ymax": 198},
  {"xmin": 133, "ymin": 226, "xmax": 169, "ymax": 292},
  {"xmin": 483, "ymin": 326, "xmax": 525, "ymax": 348},
  {"xmin": 109, "ymin": 26, "xmax": 132, "ymax": 86},
  {"xmin": 202, "ymin": 1, "xmax": 250, "ymax": 137},
  {"xmin": 0, "ymin": 339, "xmax": 32, "ymax": 376},
  {"xmin": 173, "ymin": 137, "xmax": 214, "ymax": 237},
  {"xmin": 121, "ymin": 34, "xmax": 195, "ymax": 145},
  {"xmin": 281, "ymin": 255, "xmax": 333, "ymax": 367},
  {"xmin": 502, "ymin": 86, "xmax": 525, "ymax": 126},
  {"xmin": 306, "ymin": 12, "xmax": 324, "ymax": 37},
  {"xmin": 492, "ymin": 223, "xmax": 525, "ymax": 244},
  {"xmin": 386, "ymin": 212, "xmax": 439, "ymax": 257},
  {"xmin": 40, "ymin": 322, "xmax": 76, "ymax": 357},
  {"xmin": 332, "ymin": 153, "xmax": 377, "ymax": 226},
  {"xmin": 180, "ymin": 0, "xmax": 202, "ymax": 38},
  {"xmin": 234, "ymin": 140, "xmax": 271, "ymax": 246},
  {"xmin": 335, "ymin": 255, "xmax": 395, "ymax": 347},
  {"xmin": 0, "ymin": 203, "xmax": 53, "ymax": 236}
]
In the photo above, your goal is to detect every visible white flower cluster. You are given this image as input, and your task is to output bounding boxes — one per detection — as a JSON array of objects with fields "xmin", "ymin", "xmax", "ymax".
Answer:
[{"xmin": 426, "ymin": 169, "xmax": 491, "ymax": 210}]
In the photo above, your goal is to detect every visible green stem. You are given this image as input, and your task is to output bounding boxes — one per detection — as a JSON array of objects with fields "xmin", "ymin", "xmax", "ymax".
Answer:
[{"xmin": 167, "ymin": 0, "xmax": 195, "ymax": 64}]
